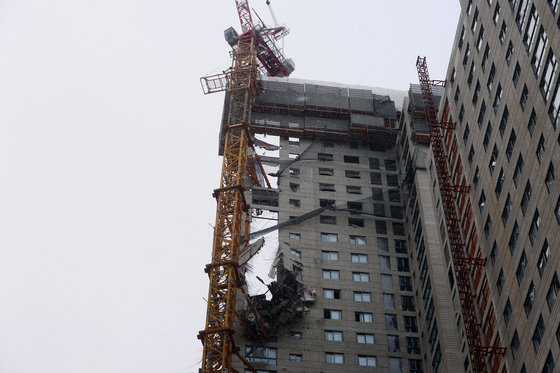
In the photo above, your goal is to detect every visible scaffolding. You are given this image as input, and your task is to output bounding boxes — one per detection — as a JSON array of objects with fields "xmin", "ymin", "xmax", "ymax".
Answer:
[{"xmin": 416, "ymin": 57, "xmax": 505, "ymax": 373}]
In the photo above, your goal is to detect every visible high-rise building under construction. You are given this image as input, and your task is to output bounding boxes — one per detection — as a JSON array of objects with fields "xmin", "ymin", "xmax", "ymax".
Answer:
[{"xmin": 206, "ymin": 1, "xmax": 560, "ymax": 372}]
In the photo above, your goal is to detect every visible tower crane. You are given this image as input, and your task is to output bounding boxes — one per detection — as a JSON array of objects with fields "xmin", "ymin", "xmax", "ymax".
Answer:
[{"xmin": 198, "ymin": 2, "xmax": 294, "ymax": 372}]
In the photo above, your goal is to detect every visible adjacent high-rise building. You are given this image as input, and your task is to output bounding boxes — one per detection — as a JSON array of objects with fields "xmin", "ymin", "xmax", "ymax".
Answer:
[{"xmin": 221, "ymin": 1, "xmax": 560, "ymax": 372}]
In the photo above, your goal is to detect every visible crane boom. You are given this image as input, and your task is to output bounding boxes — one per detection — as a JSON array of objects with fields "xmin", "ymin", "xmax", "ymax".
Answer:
[{"xmin": 235, "ymin": 0, "xmax": 254, "ymax": 33}]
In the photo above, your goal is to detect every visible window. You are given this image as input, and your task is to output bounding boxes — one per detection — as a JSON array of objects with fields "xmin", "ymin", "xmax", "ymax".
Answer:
[
  {"xmin": 347, "ymin": 201, "xmax": 362, "ymax": 214},
  {"xmin": 509, "ymin": 221, "xmax": 519, "ymax": 254},
  {"xmin": 320, "ymin": 215, "xmax": 336, "ymax": 224},
  {"xmin": 502, "ymin": 194, "xmax": 512, "ymax": 224},
  {"xmin": 458, "ymin": 25, "xmax": 465, "ymax": 49},
  {"xmin": 390, "ymin": 358, "xmax": 403, "ymax": 373},
  {"xmin": 545, "ymin": 162, "xmax": 555, "ymax": 192},
  {"xmin": 402, "ymin": 295, "xmax": 415, "ymax": 311},
  {"xmin": 531, "ymin": 27, "xmax": 547, "ymax": 74},
  {"xmin": 493, "ymin": 2, "xmax": 501, "ymax": 23},
  {"xmin": 385, "ymin": 159, "xmax": 397, "ymax": 171},
  {"xmin": 477, "ymin": 101, "xmax": 486, "ymax": 127},
  {"xmin": 472, "ymin": 81, "xmax": 481, "ymax": 105},
  {"xmin": 495, "ymin": 168, "xmax": 505, "ymax": 197},
  {"xmin": 479, "ymin": 191, "xmax": 486, "ymax": 212},
  {"xmin": 489, "ymin": 145, "xmax": 498, "ymax": 173},
  {"xmin": 349, "ymin": 235, "xmax": 366, "ymax": 245},
  {"xmin": 516, "ymin": 250, "xmax": 528, "ymax": 284},
  {"xmin": 289, "ymin": 168, "xmax": 299, "ymax": 175},
  {"xmin": 537, "ymin": 135, "xmax": 546, "ymax": 163},
  {"xmin": 358, "ymin": 355, "xmax": 377, "ymax": 367},
  {"xmin": 499, "ymin": 21, "xmax": 507, "ymax": 43},
  {"xmin": 471, "ymin": 7, "xmax": 479, "ymax": 31},
  {"xmin": 490, "ymin": 241, "xmax": 497, "ymax": 265},
  {"xmin": 289, "ymin": 331, "xmax": 302, "ymax": 339},
  {"xmin": 290, "ymin": 248, "xmax": 301, "ymax": 258},
  {"xmin": 324, "ymin": 309, "xmax": 342, "ymax": 320},
  {"xmin": 547, "ymin": 273, "xmax": 560, "ymax": 310},
  {"xmin": 289, "ymin": 199, "xmax": 300, "ymax": 207},
  {"xmin": 463, "ymin": 43, "xmax": 470, "ymax": 66},
  {"xmin": 538, "ymin": 240, "xmax": 550, "ymax": 277},
  {"xmin": 325, "ymin": 352, "xmax": 344, "ymax": 364},
  {"xmin": 348, "ymin": 218, "xmax": 364, "ymax": 228},
  {"xmin": 493, "ymin": 84, "xmax": 503, "ymax": 112},
  {"xmin": 540, "ymin": 51, "xmax": 558, "ymax": 100},
  {"xmin": 485, "ymin": 63, "xmax": 495, "ymax": 91},
  {"xmin": 357, "ymin": 333, "xmax": 375, "ymax": 344},
  {"xmin": 352, "ymin": 272, "xmax": 370, "ymax": 282},
  {"xmin": 324, "ymin": 330, "xmax": 343, "ymax": 341},
  {"xmin": 288, "ymin": 353, "xmax": 302, "ymax": 363},
  {"xmin": 381, "ymin": 274, "xmax": 393, "ymax": 290},
  {"xmin": 322, "ymin": 269, "xmax": 339, "ymax": 280},
  {"xmin": 318, "ymin": 167, "xmax": 334, "ymax": 176},
  {"xmin": 504, "ymin": 299, "xmax": 512, "ymax": 325},
  {"xmin": 542, "ymin": 351, "xmax": 555, "ymax": 373},
  {"xmin": 521, "ymin": 181, "xmax": 532, "ymax": 215},
  {"xmin": 374, "ymin": 203, "xmax": 385, "ymax": 217},
  {"xmin": 513, "ymin": 155, "xmax": 524, "ymax": 186},
  {"xmin": 468, "ymin": 62, "xmax": 476, "ymax": 86},
  {"xmin": 516, "ymin": 0, "xmax": 529, "ymax": 29},
  {"xmin": 497, "ymin": 269, "xmax": 505, "ymax": 294},
  {"xmin": 520, "ymin": 85, "xmax": 528, "ymax": 110},
  {"xmin": 346, "ymin": 185, "xmax": 361, "ymax": 194},
  {"xmin": 473, "ymin": 166, "xmax": 480, "ymax": 188},
  {"xmin": 245, "ymin": 346, "xmax": 277, "ymax": 365},
  {"xmin": 404, "ymin": 315, "xmax": 418, "ymax": 332},
  {"xmin": 549, "ymin": 0, "xmax": 559, "ymax": 14},
  {"xmin": 355, "ymin": 311, "xmax": 373, "ymax": 323},
  {"xmin": 407, "ymin": 337, "xmax": 421, "ymax": 354},
  {"xmin": 323, "ymin": 288, "xmax": 340, "ymax": 299},
  {"xmin": 320, "ymin": 198, "xmax": 335, "ymax": 207},
  {"xmin": 387, "ymin": 335, "xmax": 400, "ymax": 352},
  {"xmin": 484, "ymin": 216, "xmax": 492, "ymax": 238},
  {"xmin": 319, "ymin": 183, "xmax": 335, "ymax": 192},
  {"xmin": 454, "ymin": 85, "xmax": 461, "ymax": 102},
  {"xmin": 528, "ymin": 109, "xmax": 537, "ymax": 135},
  {"xmin": 524, "ymin": 6, "xmax": 540, "ymax": 51},
  {"xmin": 318, "ymin": 153, "xmax": 333, "ymax": 161},
  {"xmin": 395, "ymin": 239, "xmax": 407, "ymax": 253},
  {"xmin": 476, "ymin": 25, "xmax": 484, "ymax": 51},
  {"xmin": 375, "ymin": 220, "xmax": 387, "ymax": 234},
  {"xmin": 386, "ymin": 174, "xmax": 398, "ymax": 186},
  {"xmin": 354, "ymin": 291, "xmax": 371, "ymax": 302},
  {"xmin": 321, "ymin": 250, "xmax": 338, "ymax": 260},
  {"xmin": 506, "ymin": 40, "xmax": 514, "ymax": 64},
  {"xmin": 482, "ymin": 43, "xmax": 490, "ymax": 70},
  {"xmin": 557, "ymin": 196, "xmax": 560, "ymax": 223},
  {"xmin": 391, "ymin": 206, "xmax": 403, "ymax": 219},
  {"xmin": 506, "ymin": 129, "xmax": 516, "ymax": 160},
  {"xmin": 392, "ymin": 222, "xmax": 405, "ymax": 236},
  {"xmin": 409, "ymin": 359, "xmax": 423, "ymax": 373},
  {"xmin": 513, "ymin": 62, "xmax": 521, "ymax": 87},
  {"xmin": 289, "ymin": 232, "xmax": 301, "ymax": 240},
  {"xmin": 343, "ymin": 155, "xmax": 359, "ymax": 164},
  {"xmin": 385, "ymin": 314, "xmax": 398, "ymax": 330},
  {"xmin": 397, "ymin": 257, "xmax": 410, "ymax": 272},
  {"xmin": 499, "ymin": 105, "xmax": 509, "ymax": 136},
  {"xmin": 511, "ymin": 330, "xmax": 520, "ymax": 359},
  {"xmin": 383, "ymin": 293, "xmax": 396, "ymax": 310},
  {"xmin": 351, "ymin": 253, "xmax": 368, "ymax": 263},
  {"xmin": 399, "ymin": 276, "xmax": 412, "ymax": 291},
  {"xmin": 533, "ymin": 315, "xmax": 546, "ymax": 351},
  {"xmin": 468, "ymin": 145, "xmax": 475, "ymax": 164},
  {"xmin": 549, "ymin": 76, "xmax": 560, "ymax": 128},
  {"xmin": 344, "ymin": 170, "xmax": 360, "ymax": 179},
  {"xmin": 463, "ymin": 123, "xmax": 470, "ymax": 144},
  {"xmin": 369, "ymin": 157, "xmax": 380, "ymax": 169},
  {"xmin": 379, "ymin": 255, "xmax": 391, "ymax": 270},
  {"xmin": 321, "ymin": 232, "xmax": 337, "ymax": 242},
  {"xmin": 467, "ymin": 0, "xmax": 473, "ymax": 14},
  {"xmin": 372, "ymin": 187, "xmax": 383, "ymax": 201},
  {"xmin": 524, "ymin": 282, "xmax": 536, "ymax": 316}
]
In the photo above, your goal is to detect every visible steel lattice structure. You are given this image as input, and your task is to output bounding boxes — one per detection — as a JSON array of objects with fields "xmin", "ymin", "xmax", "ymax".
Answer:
[
  {"xmin": 198, "ymin": 38, "xmax": 260, "ymax": 373},
  {"xmin": 416, "ymin": 56, "xmax": 504, "ymax": 373}
]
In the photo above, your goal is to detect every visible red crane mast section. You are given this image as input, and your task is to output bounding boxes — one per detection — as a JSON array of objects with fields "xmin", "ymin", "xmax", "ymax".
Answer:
[{"xmin": 416, "ymin": 57, "xmax": 505, "ymax": 373}]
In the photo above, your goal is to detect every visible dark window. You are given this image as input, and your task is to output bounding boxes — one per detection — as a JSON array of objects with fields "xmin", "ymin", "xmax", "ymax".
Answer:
[
  {"xmin": 370, "ymin": 172, "xmax": 382, "ymax": 185},
  {"xmin": 321, "ymin": 215, "xmax": 336, "ymax": 224},
  {"xmin": 479, "ymin": 190, "xmax": 486, "ymax": 212},
  {"xmin": 345, "ymin": 170, "xmax": 360, "ymax": 179},
  {"xmin": 542, "ymin": 351, "xmax": 555, "ymax": 373},
  {"xmin": 407, "ymin": 337, "xmax": 421, "ymax": 354},
  {"xmin": 513, "ymin": 155, "xmax": 524, "ymax": 186},
  {"xmin": 556, "ymin": 196, "xmax": 560, "ymax": 223},
  {"xmin": 477, "ymin": 101, "xmax": 486, "ymax": 127},
  {"xmin": 537, "ymin": 135, "xmax": 546, "ymax": 163},
  {"xmin": 388, "ymin": 189, "xmax": 400, "ymax": 202},
  {"xmin": 516, "ymin": 250, "xmax": 528, "ymax": 284},
  {"xmin": 499, "ymin": 105, "xmax": 509, "ymax": 136},
  {"xmin": 497, "ymin": 269, "xmax": 505, "ymax": 294},
  {"xmin": 463, "ymin": 123, "xmax": 470, "ymax": 144},
  {"xmin": 395, "ymin": 239, "xmax": 407, "ymax": 253},
  {"xmin": 520, "ymin": 85, "xmax": 528, "ymax": 111},
  {"xmin": 458, "ymin": 26, "xmax": 465, "ymax": 49},
  {"xmin": 502, "ymin": 194, "xmax": 512, "ymax": 224},
  {"xmin": 504, "ymin": 299, "xmax": 512, "ymax": 325},
  {"xmin": 483, "ymin": 121, "xmax": 492, "ymax": 150},
  {"xmin": 528, "ymin": 109, "xmax": 537, "ymax": 135},
  {"xmin": 538, "ymin": 240, "xmax": 550, "ymax": 276},
  {"xmin": 547, "ymin": 273, "xmax": 560, "ymax": 311},
  {"xmin": 549, "ymin": 76, "xmax": 560, "ymax": 128},
  {"xmin": 375, "ymin": 220, "xmax": 387, "ymax": 234},
  {"xmin": 540, "ymin": 51, "xmax": 558, "ymax": 100},
  {"xmin": 506, "ymin": 129, "xmax": 516, "ymax": 160},
  {"xmin": 521, "ymin": 181, "xmax": 532, "ymax": 215},
  {"xmin": 511, "ymin": 330, "xmax": 520, "ymax": 359},
  {"xmin": 397, "ymin": 257, "xmax": 410, "ymax": 272},
  {"xmin": 318, "ymin": 153, "xmax": 333, "ymax": 161},
  {"xmin": 347, "ymin": 201, "xmax": 362, "ymax": 214},
  {"xmin": 482, "ymin": 43, "xmax": 490, "ymax": 70},
  {"xmin": 473, "ymin": 81, "xmax": 481, "ymax": 105},
  {"xmin": 369, "ymin": 158, "xmax": 380, "ymax": 169},
  {"xmin": 473, "ymin": 166, "xmax": 480, "ymax": 188},
  {"xmin": 348, "ymin": 218, "xmax": 364, "ymax": 228},
  {"xmin": 509, "ymin": 221, "xmax": 519, "ymax": 254},
  {"xmin": 506, "ymin": 40, "xmax": 514, "ymax": 64},
  {"xmin": 468, "ymin": 62, "xmax": 476, "ymax": 86},
  {"xmin": 545, "ymin": 162, "xmax": 555, "ymax": 192},
  {"xmin": 463, "ymin": 43, "xmax": 470, "ymax": 67},
  {"xmin": 495, "ymin": 168, "xmax": 505, "ymax": 197},
  {"xmin": 530, "ymin": 26, "xmax": 547, "ymax": 74},
  {"xmin": 343, "ymin": 155, "xmax": 359, "ymax": 164},
  {"xmin": 493, "ymin": 84, "xmax": 503, "ymax": 112},
  {"xmin": 399, "ymin": 276, "xmax": 412, "ymax": 291},
  {"xmin": 493, "ymin": 2, "xmax": 501, "ymax": 23},
  {"xmin": 489, "ymin": 145, "xmax": 498, "ymax": 173},
  {"xmin": 533, "ymin": 316, "xmax": 545, "ymax": 351},
  {"xmin": 319, "ymin": 183, "xmax": 335, "ymax": 192},
  {"xmin": 403, "ymin": 315, "xmax": 418, "ymax": 332},
  {"xmin": 471, "ymin": 8, "xmax": 479, "ymax": 31},
  {"xmin": 484, "ymin": 216, "xmax": 492, "ymax": 238},
  {"xmin": 513, "ymin": 62, "xmax": 521, "ymax": 86},
  {"xmin": 402, "ymin": 295, "xmax": 415, "ymax": 311},
  {"xmin": 320, "ymin": 199, "xmax": 335, "ymax": 207},
  {"xmin": 386, "ymin": 174, "xmax": 398, "ymax": 186},
  {"xmin": 499, "ymin": 20, "xmax": 507, "ymax": 43},
  {"xmin": 524, "ymin": 282, "xmax": 536, "ymax": 317},
  {"xmin": 468, "ymin": 145, "xmax": 475, "ymax": 164},
  {"xmin": 490, "ymin": 241, "xmax": 497, "ymax": 265},
  {"xmin": 372, "ymin": 187, "xmax": 383, "ymax": 201}
]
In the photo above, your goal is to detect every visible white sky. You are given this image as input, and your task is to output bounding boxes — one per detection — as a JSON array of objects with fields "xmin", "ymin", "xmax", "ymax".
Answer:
[{"xmin": 0, "ymin": 1, "xmax": 460, "ymax": 372}]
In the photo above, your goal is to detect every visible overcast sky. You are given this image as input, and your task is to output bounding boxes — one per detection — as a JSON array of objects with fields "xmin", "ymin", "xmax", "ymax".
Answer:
[{"xmin": 0, "ymin": 1, "xmax": 460, "ymax": 372}]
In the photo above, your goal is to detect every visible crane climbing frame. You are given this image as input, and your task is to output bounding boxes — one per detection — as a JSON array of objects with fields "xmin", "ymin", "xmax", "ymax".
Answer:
[{"xmin": 416, "ymin": 56, "xmax": 505, "ymax": 373}]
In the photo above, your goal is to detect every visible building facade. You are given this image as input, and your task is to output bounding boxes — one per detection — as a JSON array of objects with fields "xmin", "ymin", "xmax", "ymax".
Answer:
[{"xmin": 438, "ymin": 0, "xmax": 560, "ymax": 372}]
